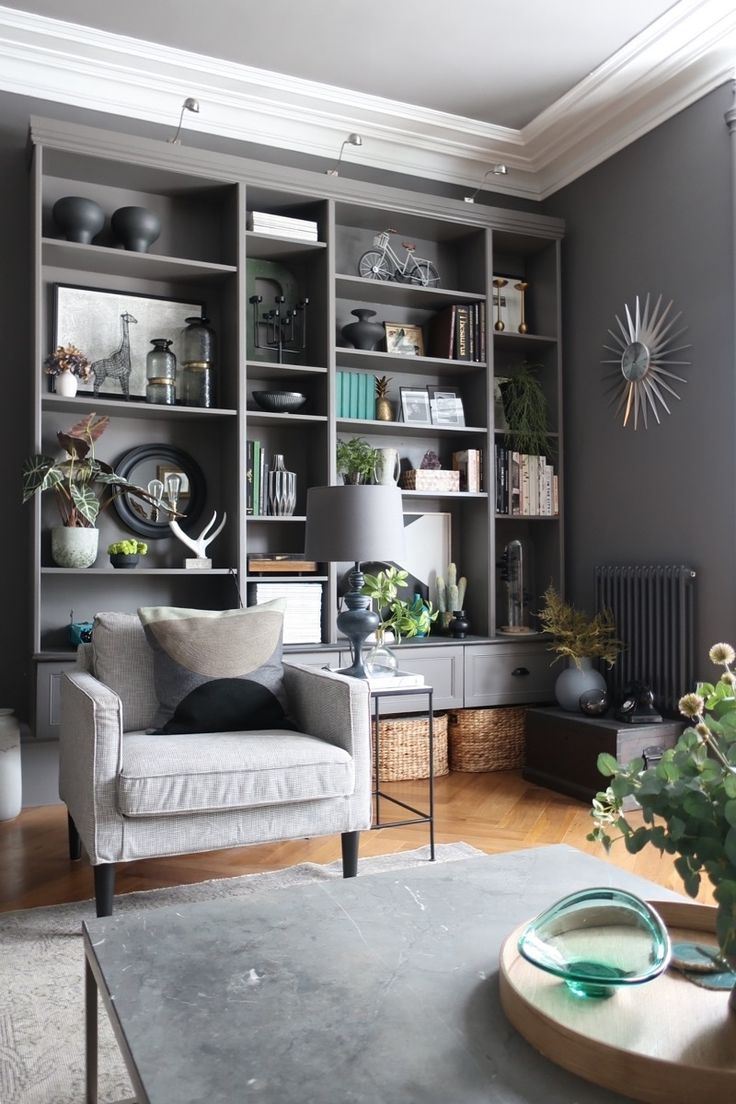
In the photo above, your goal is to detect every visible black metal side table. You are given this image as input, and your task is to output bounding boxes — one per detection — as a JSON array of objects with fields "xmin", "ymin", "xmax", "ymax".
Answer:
[{"xmin": 370, "ymin": 685, "xmax": 435, "ymax": 860}]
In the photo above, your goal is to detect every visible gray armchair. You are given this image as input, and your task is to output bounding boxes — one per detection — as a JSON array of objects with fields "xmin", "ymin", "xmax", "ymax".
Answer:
[{"xmin": 59, "ymin": 613, "xmax": 372, "ymax": 916}]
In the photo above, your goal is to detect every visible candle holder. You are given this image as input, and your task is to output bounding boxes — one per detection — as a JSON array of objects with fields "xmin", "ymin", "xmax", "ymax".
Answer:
[
  {"xmin": 493, "ymin": 277, "xmax": 508, "ymax": 332},
  {"xmin": 249, "ymin": 294, "xmax": 309, "ymax": 363},
  {"xmin": 515, "ymin": 280, "xmax": 529, "ymax": 334}
]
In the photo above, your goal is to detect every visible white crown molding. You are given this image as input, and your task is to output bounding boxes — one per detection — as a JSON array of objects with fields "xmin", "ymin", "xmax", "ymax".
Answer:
[{"xmin": 0, "ymin": 1, "xmax": 734, "ymax": 201}]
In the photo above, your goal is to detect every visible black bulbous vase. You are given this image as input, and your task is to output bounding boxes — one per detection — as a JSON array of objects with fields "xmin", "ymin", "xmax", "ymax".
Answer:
[
  {"xmin": 341, "ymin": 309, "xmax": 384, "ymax": 351},
  {"xmin": 52, "ymin": 196, "xmax": 105, "ymax": 244},
  {"xmin": 450, "ymin": 610, "xmax": 470, "ymax": 639},
  {"xmin": 111, "ymin": 206, "xmax": 161, "ymax": 253}
]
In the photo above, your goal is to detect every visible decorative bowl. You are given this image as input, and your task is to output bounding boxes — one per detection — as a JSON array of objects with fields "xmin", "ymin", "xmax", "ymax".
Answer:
[
  {"xmin": 517, "ymin": 887, "xmax": 671, "ymax": 999},
  {"xmin": 252, "ymin": 390, "xmax": 307, "ymax": 413}
]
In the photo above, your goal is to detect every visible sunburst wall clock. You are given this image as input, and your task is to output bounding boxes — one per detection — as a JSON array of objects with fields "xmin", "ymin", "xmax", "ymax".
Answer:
[{"xmin": 602, "ymin": 294, "xmax": 691, "ymax": 430}]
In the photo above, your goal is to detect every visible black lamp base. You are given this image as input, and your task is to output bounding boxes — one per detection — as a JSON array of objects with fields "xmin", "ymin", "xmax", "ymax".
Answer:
[{"xmin": 336, "ymin": 562, "xmax": 379, "ymax": 679}]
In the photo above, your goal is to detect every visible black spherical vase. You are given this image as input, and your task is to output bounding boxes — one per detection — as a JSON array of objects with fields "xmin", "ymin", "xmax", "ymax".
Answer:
[
  {"xmin": 111, "ymin": 206, "xmax": 161, "ymax": 253},
  {"xmin": 341, "ymin": 309, "xmax": 385, "ymax": 351},
  {"xmin": 52, "ymin": 196, "xmax": 105, "ymax": 244},
  {"xmin": 450, "ymin": 610, "xmax": 470, "ymax": 639}
]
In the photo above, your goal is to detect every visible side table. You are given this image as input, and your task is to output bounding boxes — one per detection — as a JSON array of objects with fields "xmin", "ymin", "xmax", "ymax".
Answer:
[
  {"xmin": 523, "ymin": 706, "xmax": 684, "ymax": 808},
  {"xmin": 371, "ymin": 684, "xmax": 435, "ymax": 860}
]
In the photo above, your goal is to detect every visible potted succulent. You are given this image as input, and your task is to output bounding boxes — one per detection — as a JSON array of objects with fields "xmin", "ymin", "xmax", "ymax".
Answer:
[
  {"xmin": 43, "ymin": 344, "xmax": 91, "ymax": 399},
  {"xmin": 107, "ymin": 539, "xmax": 148, "ymax": 569},
  {"xmin": 537, "ymin": 585, "xmax": 622, "ymax": 711},
  {"xmin": 336, "ymin": 436, "xmax": 379, "ymax": 484},
  {"xmin": 22, "ymin": 413, "xmax": 170, "ymax": 568},
  {"xmin": 589, "ymin": 641, "xmax": 736, "ymax": 1010}
]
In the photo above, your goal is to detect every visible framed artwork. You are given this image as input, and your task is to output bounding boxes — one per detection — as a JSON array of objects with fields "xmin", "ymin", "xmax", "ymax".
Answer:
[
  {"xmin": 52, "ymin": 284, "xmax": 203, "ymax": 400},
  {"xmin": 384, "ymin": 322, "xmax": 425, "ymax": 356},
  {"xmin": 429, "ymin": 387, "xmax": 465, "ymax": 426},
  {"xmin": 400, "ymin": 386, "xmax": 431, "ymax": 424}
]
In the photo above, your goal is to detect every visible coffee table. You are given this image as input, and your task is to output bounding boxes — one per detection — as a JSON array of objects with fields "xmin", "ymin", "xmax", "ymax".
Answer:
[{"xmin": 83, "ymin": 845, "xmax": 684, "ymax": 1103}]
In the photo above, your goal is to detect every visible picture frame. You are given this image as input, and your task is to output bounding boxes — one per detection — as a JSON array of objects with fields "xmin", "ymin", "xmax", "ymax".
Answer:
[
  {"xmin": 492, "ymin": 275, "xmax": 524, "ymax": 333},
  {"xmin": 400, "ymin": 386, "xmax": 431, "ymax": 424},
  {"xmin": 384, "ymin": 321, "xmax": 425, "ymax": 356},
  {"xmin": 52, "ymin": 284, "xmax": 204, "ymax": 400},
  {"xmin": 429, "ymin": 387, "xmax": 465, "ymax": 426}
]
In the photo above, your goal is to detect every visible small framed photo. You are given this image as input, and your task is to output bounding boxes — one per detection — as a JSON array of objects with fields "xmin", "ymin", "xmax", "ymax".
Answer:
[
  {"xmin": 429, "ymin": 387, "xmax": 465, "ymax": 426},
  {"xmin": 385, "ymin": 322, "xmax": 425, "ymax": 357},
  {"xmin": 400, "ymin": 386, "xmax": 431, "ymax": 424}
]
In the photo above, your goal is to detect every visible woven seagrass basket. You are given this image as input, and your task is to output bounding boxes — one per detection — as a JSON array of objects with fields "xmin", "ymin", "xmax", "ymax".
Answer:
[
  {"xmin": 447, "ymin": 706, "xmax": 526, "ymax": 772},
  {"xmin": 372, "ymin": 712, "xmax": 449, "ymax": 781}
]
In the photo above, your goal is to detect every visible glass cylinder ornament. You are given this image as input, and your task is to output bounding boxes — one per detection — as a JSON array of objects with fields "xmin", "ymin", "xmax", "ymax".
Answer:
[
  {"xmin": 267, "ymin": 454, "xmax": 297, "ymax": 516},
  {"xmin": 364, "ymin": 626, "xmax": 399, "ymax": 678},
  {"xmin": 181, "ymin": 316, "xmax": 216, "ymax": 408},
  {"xmin": 146, "ymin": 338, "xmax": 176, "ymax": 405}
]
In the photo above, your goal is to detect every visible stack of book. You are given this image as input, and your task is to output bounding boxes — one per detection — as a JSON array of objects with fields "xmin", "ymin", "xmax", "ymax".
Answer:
[
  {"xmin": 253, "ymin": 582, "xmax": 323, "ymax": 644},
  {"xmin": 495, "ymin": 447, "xmax": 558, "ymax": 516},
  {"xmin": 451, "ymin": 448, "xmax": 483, "ymax": 492},
  {"xmin": 336, "ymin": 371, "xmax": 375, "ymax": 419},
  {"xmin": 248, "ymin": 211, "xmax": 319, "ymax": 241},
  {"xmin": 427, "ymin": 302, "xmax": 486, "ymax": 362}
]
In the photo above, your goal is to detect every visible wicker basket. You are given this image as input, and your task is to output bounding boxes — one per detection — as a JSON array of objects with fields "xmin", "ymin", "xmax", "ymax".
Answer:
[
  {"xmin": 372, "ymin": 712, "xmax": 449, "ymax": 781},
  {"xmin": 447, "ymin": 706, "xmax": 526, "ymax": 772}
]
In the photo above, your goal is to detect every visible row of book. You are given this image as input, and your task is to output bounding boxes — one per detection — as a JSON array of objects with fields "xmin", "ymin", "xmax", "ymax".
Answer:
[
  {"xmin": 427, "ymin": 302, "xmax": 486, "ymax": 362},
  {"xmin": 336, "ymin": 370, "xmax": 375, "ymax": 420},
  {"xmin": 246, "ymin": 440, "xmax": 272, "ymax": 516},
  {"xmin": 451, "ymin": 448, "xmax": 483, "ymax": 493},
  {"xmin": 247, "ymin": 211, "xmax": 319, "ymax": 241},
  {"xmin": 495, "ymin": 447, "xmax": 559, "ymax": 516},
  {"xmin": 251, "ymin": 582, "xmax": 322, "ymax": 644}
]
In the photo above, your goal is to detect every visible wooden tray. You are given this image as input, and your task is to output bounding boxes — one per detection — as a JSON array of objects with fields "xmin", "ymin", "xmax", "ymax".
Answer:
[{"xmin": 499, "ymin": 900, "xmax": 736, "ymax": 1104}]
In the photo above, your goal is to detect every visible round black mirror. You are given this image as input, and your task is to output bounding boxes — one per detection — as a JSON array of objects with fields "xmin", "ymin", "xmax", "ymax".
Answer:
[{"xmin": 112, "ymin": 444, "xmax": 206, "ymax": 540}]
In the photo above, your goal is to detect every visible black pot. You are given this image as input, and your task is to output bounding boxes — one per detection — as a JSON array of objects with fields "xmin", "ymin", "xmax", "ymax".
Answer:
[
  {"xmin": 449, "ymin": 610, "xmax": 470, "ymax": 638},
  {"xmin": 111, "ymin": 206, "xmax": 161, "ymax": 253},
  {"xmin": 52, "ymin": 196, "xmax": 105, "ymax": 244},
  {"xmin": 341, "ymin": 309, "xmax": 384, "ymax": 351},
  {"xmin": 109, "ymin": 553, "xmax": 140, "ymax": 569}
]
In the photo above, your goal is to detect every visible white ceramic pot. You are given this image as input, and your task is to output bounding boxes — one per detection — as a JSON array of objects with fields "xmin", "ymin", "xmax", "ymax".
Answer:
[
  {"xmin": 555, "ymin": 657, "xmax": 607, "ymax": 712},
  {"xmin": 55, "ymin": 370, "xmax": 78, "ymax": 397},
  {"xmin": 376, "ymin": 447, "xmax": 400, "ymax": 485},
  {"xmin": 51, "ymin": 526, "xmax": 99, "ymax": 568},
  {"xmin": 0, "ymin": 709, "xmax": 21, "ymax": 821}
]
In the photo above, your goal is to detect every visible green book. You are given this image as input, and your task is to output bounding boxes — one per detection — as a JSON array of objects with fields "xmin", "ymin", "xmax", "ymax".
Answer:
[{"xmin": 253, "ymin": 440, "xmax": 261, "ymax": 515}]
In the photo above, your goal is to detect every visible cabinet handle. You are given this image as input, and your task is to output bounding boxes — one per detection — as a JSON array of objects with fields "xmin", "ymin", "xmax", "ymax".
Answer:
[{"xmin": 511, "ymin": 666, "xmax": 530, "ymax": 677}]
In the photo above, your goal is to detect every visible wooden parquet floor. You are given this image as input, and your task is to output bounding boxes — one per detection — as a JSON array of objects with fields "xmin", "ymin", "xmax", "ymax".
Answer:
[{"xmin": 0, "ymin": 770, "xmax": 714, "ymax": 912}]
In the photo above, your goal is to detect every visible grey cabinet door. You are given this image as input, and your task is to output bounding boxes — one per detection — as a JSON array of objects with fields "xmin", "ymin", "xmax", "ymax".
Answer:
[
  {"xmin": 284, "ymin": 651, "xmax": 342, "ymax": 671},
  {"xmin": 464, "ymin": 642, "xmax": 555, "ymax": 706},
  {"xmin": 385, "ymin": 646, "xmax": 464, "ymax": 713}
]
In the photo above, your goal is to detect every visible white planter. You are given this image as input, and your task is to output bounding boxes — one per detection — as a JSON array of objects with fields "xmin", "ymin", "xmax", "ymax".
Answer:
[
  {"xmin": 55, "ymin": 370, "xmax": 78, "ymax": 397},
  {"xmin": 51, "ymin": 526, "xmax": 99, "ymax": 568},
  {"xmin": 554, "ymin": 657, "xmax": 607, "ymax": 712},
  {"xmin": 0, "ymin": 709, "xmax": 21, "ymax": 821}
]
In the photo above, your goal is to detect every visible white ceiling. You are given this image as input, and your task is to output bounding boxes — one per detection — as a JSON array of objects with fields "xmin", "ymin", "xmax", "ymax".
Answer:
[{"xmin": 0, "ymin": 0, "xmax": 734, "ymax": 198}]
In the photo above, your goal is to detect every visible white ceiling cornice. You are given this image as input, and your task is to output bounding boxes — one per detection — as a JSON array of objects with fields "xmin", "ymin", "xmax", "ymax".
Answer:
[{"xmin": 0, "ymin": 0, "xmax": 734, "ymax": 201}]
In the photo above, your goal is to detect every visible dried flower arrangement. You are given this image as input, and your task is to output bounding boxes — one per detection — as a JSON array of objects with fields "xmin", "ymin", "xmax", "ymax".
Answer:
[
  {"xmin": 537, "ymin": 585, "xmax": 622, "ymax": 668},
  {"xmin": 43, "ymin": 344, "xmax": 91, "ymax": 380}
]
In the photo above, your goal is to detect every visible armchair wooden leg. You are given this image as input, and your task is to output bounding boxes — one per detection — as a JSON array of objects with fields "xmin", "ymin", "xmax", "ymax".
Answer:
[
  {"xmin": 341, "ymin": 830, "xmax": 360, "ymax": 878},
  {"xmin": 67, "ymin": 812, "xmax": 82, "ymax": 861},
  {"xmin": 93, "ymin": 864, "xmax": 116, "ymax": 917}
]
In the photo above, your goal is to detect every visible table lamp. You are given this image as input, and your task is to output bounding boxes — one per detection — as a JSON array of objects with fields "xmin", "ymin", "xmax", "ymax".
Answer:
[{"xmin": 304, "ymin": 485, "xmax": 405, "ymax": 678}]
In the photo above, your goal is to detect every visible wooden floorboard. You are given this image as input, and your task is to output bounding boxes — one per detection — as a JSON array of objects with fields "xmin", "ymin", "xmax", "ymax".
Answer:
[{"xmin": 0, "ymin": 769, "xmax": 714, "ymax": 912}]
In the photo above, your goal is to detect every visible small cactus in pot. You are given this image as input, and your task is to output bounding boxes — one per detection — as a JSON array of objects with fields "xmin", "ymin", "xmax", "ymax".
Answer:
[{"xmin": 436, "ymin": 562, "xmax": 467, "ymax": 631}]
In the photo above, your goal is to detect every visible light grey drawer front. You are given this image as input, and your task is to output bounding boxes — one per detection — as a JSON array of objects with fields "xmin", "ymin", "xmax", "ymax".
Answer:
[
  {"xmin": 383, "ymin": 646, "xmax": 464, "ymax": 713},
  {"xmin": 464, "ymin": 644, "xmax": 555, "ymax": 706},
  {"xmin": 284, "ymin": 651, "xmax": 342, "ymax": 671}
]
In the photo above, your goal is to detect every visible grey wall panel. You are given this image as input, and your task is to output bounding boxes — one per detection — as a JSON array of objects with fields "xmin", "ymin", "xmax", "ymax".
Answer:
[{"xmin": 545, "ymin": 83, "xmax": 736, "ymax": 676}]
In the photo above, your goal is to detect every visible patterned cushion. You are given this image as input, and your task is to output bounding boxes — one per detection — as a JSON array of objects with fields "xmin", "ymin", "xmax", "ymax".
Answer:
[{"xmin": 138, "ymin": 602, "xmax": 291, "ymax": 735}]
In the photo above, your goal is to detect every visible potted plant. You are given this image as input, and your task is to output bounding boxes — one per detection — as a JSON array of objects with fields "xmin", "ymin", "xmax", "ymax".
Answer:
[
  {"xmin": 22, "ymin": 413, "xmax": 169, "ymax": 568},
  {"xmin": 589, "ymin": 641, "xmax": 736, "ymax": 1010},
  {"xmin": 537, "ymin": 585, "xmax": 622, "ymax": 711},
  {"xmin": 499, "ymin": 362, "xmax": 552, "ymax": 457},
  {"xmin": 107, "ymin": 539, "xmax": 148, "ymax": 569},
  {"xmin": 336, "ymin": 436, "xmax": 379, "ymax": 484},
  {"xmin": 43, "ymin": 344, "xmax": 91, "ymax": 399},
  {"xmin": 362, "ymin": 567, "xmax": 438, "ymax": 643}
]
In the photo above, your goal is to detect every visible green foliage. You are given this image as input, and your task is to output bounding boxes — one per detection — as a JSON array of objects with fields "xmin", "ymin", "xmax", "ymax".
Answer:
[
  {"xmin": 537, "ymin": 585, "xmax": 622, "ymax": 667},
  {"xmin": 499, "ymin": 363, "xmax": 552, "ymax": 457},
  {"xmin": 336, "ymin": 437, "xmax": 378, "ymax": 482},
  {"xmin": 107, "ymin": 540, "xmax": 148, "ymax": 556},
  {"xmin": 588, "ymin": 643, "xmax": 736, "ymax": 959},
  {"xmin": 361, "ymin": 567, "xmax": 438, "ymax": 641}
]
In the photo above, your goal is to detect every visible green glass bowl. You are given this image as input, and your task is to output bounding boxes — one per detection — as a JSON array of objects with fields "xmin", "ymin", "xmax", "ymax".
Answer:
[{"xmin": 518, "ymin": 887, "xmax": 671, "ymax": 999}]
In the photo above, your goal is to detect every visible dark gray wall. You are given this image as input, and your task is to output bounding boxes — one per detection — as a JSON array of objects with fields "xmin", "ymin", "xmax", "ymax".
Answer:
[{"xmin": 545, "ymin": 83, "xmax": 736, "ymax": 672}]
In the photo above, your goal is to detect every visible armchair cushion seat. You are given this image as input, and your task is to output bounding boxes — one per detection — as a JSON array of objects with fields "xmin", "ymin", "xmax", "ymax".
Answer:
[{"xmin": 118, "ymin": 729, "xmax": 355, "ymax": 817}]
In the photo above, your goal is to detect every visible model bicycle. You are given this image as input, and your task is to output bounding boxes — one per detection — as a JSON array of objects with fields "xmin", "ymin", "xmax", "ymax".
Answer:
[{"xmin": 358, "ymin": 229, "xmax": 440, "ymax": 286}]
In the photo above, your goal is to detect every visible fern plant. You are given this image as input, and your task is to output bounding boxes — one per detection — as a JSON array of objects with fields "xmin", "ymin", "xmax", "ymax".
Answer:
[{"xmin": 499, "ymin": 362, "xmax": 552, "ymax": 457}]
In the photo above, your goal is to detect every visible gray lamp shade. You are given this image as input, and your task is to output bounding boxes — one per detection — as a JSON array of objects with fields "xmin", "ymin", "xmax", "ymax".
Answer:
[{"xmin": 304, "ymin": 485, "xmax": 405, "ymax": 563}]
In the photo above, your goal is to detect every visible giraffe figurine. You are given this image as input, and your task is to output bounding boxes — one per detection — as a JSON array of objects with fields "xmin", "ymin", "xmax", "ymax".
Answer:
[{"xmin": 91, "ymin": 312, "xmax": 137, "ymax": 398}]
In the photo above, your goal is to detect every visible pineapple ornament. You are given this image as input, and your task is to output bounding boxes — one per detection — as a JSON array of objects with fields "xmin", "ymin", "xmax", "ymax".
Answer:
[{"xmin": 375, "ymin": 375, "xmax": 394, "ymax": 421}]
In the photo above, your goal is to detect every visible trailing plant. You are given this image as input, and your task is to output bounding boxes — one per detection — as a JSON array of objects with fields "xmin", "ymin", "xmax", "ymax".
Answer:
[
  {"xmin": 22, "ymin": 414, "xmax": 171, "ymax": 529},
  {"xmin": 107, "ymin": 540, "xmax": 148, "ymax": 556},
  {"xmin": 336, "ymin": 436, "xmax": 379, "ymax": 483},
  {"xmin": 537, "ymin": 585, "xmax": 622, "ymax": 667},
  {"xmin": 588, "ymin": 642, "xmax": 736, "ymax": 959},
  {"xmin": 362, "ymin": 567, "xmax": 438, "ymax": 641},
  {"xmin": 499, "ymin": 363, "xmax": 552, "ymax": 457}
]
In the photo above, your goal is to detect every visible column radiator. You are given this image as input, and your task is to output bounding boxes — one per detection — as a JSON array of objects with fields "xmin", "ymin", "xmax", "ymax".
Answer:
[{"xmin": 594, "ymin": 564, "xmax": 696, "ymax": 716}]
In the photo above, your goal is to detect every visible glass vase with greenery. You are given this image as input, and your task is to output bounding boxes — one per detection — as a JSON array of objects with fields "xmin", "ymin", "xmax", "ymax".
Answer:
[
  {"xmin": 361, "ymin": 566, "xmax": 438, "ymax": 643},
  {"xmin": 336, "ymin": 436, "xmax": 378, "ymax": 484}
]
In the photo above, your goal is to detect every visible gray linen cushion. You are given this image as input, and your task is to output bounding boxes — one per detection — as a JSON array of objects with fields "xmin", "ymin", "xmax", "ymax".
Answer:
[
  {"xmin": 92, "ymin": 611, "xmax": 157, "ymax": 731},
  {"xmin": 137, "ymin": 601, "xmax": 291, "ymax": 734}
]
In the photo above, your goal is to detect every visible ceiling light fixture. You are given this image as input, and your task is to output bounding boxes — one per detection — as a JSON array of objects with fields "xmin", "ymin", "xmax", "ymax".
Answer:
[
  {"xmin": 168, "ymin": 97, "xmax": 200, "ymax": 145},
  {"xmin": 464, "ymin": 164, "xmax": 508, "ymax": 203},
  {"xmin": 326, "ymin": 132, "xmax": 363, "ymax": 176}
]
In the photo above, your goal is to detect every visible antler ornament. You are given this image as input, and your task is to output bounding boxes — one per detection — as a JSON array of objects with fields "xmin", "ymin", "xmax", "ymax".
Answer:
[{"xmin": 169, "ymin": 511, "xmax": 227, "ymax": 568}]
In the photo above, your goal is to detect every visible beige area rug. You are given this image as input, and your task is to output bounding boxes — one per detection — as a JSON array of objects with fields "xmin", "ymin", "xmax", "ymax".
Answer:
[{"xmin": 0, "ymin": 842, "xmax": 482, "ymax": 1104}]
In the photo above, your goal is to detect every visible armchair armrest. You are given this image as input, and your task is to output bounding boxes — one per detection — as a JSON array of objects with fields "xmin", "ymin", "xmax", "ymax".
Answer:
[{"xmin": 283, "ymin": 664, "xmax": 371, "ymax": 788}]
